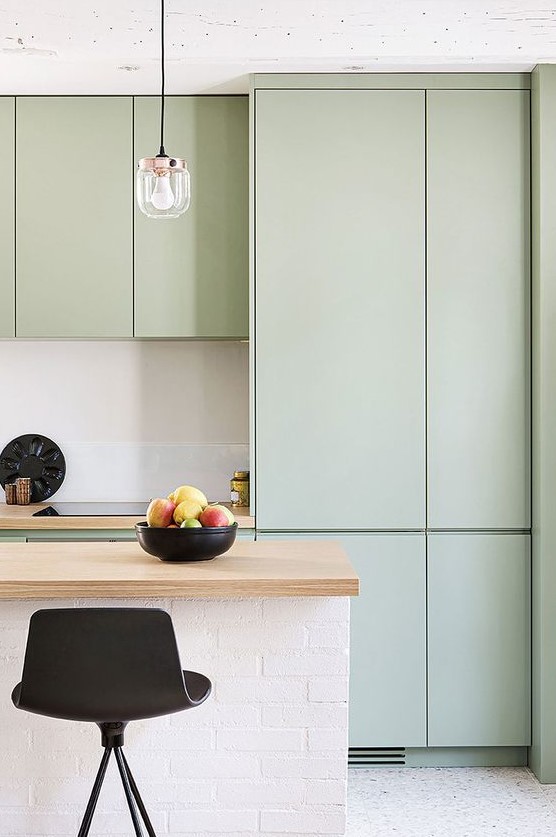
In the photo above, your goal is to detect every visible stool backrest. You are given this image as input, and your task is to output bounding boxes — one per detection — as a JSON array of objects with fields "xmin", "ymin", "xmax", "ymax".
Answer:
[{"xmin": 18, "ymin": 608, "xmax": 188, "ymax": 721}]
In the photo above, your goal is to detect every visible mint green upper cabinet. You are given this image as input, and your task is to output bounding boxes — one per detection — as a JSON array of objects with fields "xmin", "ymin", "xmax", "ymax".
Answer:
[
  {"xmin": 16, "ymin": 97, "xmax": 133, "ymax": 338},
  {"xmin": 134, "ymin": 97, "xmax": 248, "ymax": 338},
  {"xmin": 428, "ymin": 533, "xmax": 531, "ymax": 746},
  {"xmin": 0, "ymin": 98, "xmax": 14, "ymax": 337},
  {"xmin": 427, "ymin": 90, "xmax": 530, "ymax": 529},
  {"xmin": 255, "ymin": 90, "xmax": 425, "ymax": 530}
]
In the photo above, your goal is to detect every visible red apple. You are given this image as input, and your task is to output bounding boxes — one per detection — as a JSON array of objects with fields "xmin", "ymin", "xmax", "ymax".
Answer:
[
  {"xmin": 146, "ymin": 498, "xmax": 176, "ymax": 528},
  {"xmin": 199, "ymin": 504, "xmax": 233, "ymax": 528}
]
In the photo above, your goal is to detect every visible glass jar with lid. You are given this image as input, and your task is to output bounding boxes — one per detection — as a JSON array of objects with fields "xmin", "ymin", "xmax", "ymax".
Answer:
[{"xmin": 230, "ymin": 470, "xmax": 250, "ymax": 507}]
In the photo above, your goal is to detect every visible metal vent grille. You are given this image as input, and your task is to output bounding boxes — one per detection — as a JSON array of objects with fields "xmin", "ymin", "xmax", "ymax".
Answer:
[{"xmin": 348, "ymin": 747, "xmax": 406, "ymax": 767}]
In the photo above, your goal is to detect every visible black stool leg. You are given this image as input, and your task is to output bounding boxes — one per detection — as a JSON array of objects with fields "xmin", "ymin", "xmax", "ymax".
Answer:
[
  {"xmin": 77, "ymin": 748, "xmax": 111, "ymax": 837},
  {"xmin": 114, "ymin": 747, "xmax": 145, "ymax": 837},
  {"xmin": 120, "ymin": 750, "xmax": 158, "ymax": 837}
]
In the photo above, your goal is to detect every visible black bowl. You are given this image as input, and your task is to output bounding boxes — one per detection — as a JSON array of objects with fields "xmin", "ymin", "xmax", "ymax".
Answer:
[{"xmin": 135, "ymin": 521, "xmax": 238, "ymax": 563}]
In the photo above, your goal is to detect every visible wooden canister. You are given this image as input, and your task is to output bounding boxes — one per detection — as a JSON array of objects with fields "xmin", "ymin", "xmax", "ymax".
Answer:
[{"xmin": 16, "ymin": 477, "xmax": 31, "ymax": 505}]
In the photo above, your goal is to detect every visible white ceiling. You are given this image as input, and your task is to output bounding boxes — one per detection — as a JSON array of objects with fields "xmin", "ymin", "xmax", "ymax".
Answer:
[{"xmin": 0, "ymin": 0, "xmax": 554, "ymax": 95}]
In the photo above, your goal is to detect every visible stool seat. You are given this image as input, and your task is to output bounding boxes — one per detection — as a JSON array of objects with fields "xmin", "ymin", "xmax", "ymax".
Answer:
[
  {"xmin": 11, "ymin": 608, "xmax": 211, "ymax": 723},
  {"xmin": 11, "ymin": 668, "xmax": 210, "ymax": 722},
  {"xmin": 12, "ymin": 607, "xmax": 212, "ymax": 837}
]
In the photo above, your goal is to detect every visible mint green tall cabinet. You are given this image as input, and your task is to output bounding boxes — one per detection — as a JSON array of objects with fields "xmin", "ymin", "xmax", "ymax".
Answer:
[
  {"xmin": 0, "ymin": 98, "xmax": 14, "ymax": 337},
  {"xmin": 254, "ymin": 89, "xmax": 425, "ymax": 530},
  {"xmin": 134, "ymin": 97, "xmax": 248, "ymax": 338},
  {"xmin": 253, "ymin": 75, "xmax": 531, "ymax": 760},
  {"xmin": 427, "ymin": 90, "xmax": 530, "ymax": 529},
  {"xmin": 16, "ymin": 97, "xmax": 133, "ymax": 337}
]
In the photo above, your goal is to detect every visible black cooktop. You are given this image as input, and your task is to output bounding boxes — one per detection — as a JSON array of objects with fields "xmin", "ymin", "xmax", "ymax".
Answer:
[{"xmin": 32, "ymin": 502, "xmax": 148, "ymax": 517}]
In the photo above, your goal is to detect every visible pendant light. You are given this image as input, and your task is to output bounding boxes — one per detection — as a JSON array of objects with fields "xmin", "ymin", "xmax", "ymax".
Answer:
[{"xmin": 136, "ymin": 0, "xmax": 190, "ymax": 219}]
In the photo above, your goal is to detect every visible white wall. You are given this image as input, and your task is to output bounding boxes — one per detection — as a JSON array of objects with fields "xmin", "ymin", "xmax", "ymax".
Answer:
[{"xmin": 0, "ymin": 341, "xmax": 249, "ymax": 502}]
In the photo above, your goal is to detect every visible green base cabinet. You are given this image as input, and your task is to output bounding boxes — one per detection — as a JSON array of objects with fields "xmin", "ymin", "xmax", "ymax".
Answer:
[
  {"xmin": 134, "ymin": 96, "xmax": 249, "ymax": 338},
  {"xmin": 0, "ymin": 97, "xmax": 14, "ymax": 337},
  {"xmin": 428, "ymin": 533, "xmax": 531, "ymax": 747},
  {"xmin": 0, "ymin": 530, "xmax": 255, "ymax": 543},
  {"xmin": 23, "ymin": 531, "xmax": 136, "ymax": 543},
  {"xmin": 348, "ymin": 533, "xmax": 426, "ymax": 747},
  {"xmin": 0, "ymin": 530, "xmax": 136, "ymax": 543},
  {"xmin": 236, "ymin": 530, "xmax": 255, "ymax": 541},
  {"xmin": 257, "ymin": 532, "xmax": 427, "ymax": 748}
]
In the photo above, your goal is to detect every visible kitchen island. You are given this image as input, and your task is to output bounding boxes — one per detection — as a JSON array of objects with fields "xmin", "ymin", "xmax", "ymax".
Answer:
[{"xmin": 0, "ymin": 539, "xmax": 358, "ymax": 837}]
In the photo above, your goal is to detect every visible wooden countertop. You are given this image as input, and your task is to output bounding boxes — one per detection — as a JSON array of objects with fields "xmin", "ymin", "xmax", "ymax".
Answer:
[
  {"xmin": 0, "ymin": 540, "xmax": 359, "ymax": 599},
  {"xmin": 0, "ymin": 503, "xmax": 254, "ymax": 530}
]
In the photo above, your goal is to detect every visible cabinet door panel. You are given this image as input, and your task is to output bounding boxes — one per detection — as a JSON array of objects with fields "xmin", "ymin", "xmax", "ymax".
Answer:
[
  {"xmin": 427, "ymin": 90, "xmax": 530, "ymax": 528},
  {"xmin": 0, "ymin": 98, "xmax": 14, "ymax": 337},
  {"xmin": 348, "ymin": 533, "xmax": 426, "ymax": 747},
  {"xmin": 258, "ymin": 532, "xmax": 427, "ymax": 747},
  {"xmin": 236, "ymin": 531, "xmax": 255, "ymax": 541},
  {"xmin": 16, "ymin": 97, "xmax": 133, "ymax": 337},
  {"xmin": 428, "ymin": 533, "xmax": 530, "ymax": 746},
  {"xmin": 134, "ymin": 96, "xmax": 248, "ymax": 338},
  {"xmin": 255, "ymin": 90, "xmax": 425, "ymax": 530}
]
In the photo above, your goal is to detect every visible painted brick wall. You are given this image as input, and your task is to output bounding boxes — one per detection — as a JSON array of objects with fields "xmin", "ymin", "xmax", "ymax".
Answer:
[{"xmin": 0, "ymin": 596, "xmax": 350, "ymax": 836}]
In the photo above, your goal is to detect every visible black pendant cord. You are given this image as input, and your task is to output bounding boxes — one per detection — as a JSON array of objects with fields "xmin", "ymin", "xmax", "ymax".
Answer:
[{"xmin": 158, "ymin": 0, "xmax": 166, "ymax": 157}]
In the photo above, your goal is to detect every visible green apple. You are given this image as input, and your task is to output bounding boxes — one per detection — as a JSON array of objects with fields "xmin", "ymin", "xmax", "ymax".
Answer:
[{"xmin": 180, "ymin": 518, "xmax": 202, "ymax": 528}]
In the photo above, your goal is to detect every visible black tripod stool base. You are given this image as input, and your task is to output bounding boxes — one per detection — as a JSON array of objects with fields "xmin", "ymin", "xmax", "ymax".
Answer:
[{"xmin": 77, "ymin": 724, "xmax": 157, "ymax": 837}]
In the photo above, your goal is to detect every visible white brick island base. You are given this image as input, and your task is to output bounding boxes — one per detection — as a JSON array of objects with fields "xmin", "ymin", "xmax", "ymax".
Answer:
[{"xmin": 0, "ymin": 596, "xmax": 350, "ymax": 837}]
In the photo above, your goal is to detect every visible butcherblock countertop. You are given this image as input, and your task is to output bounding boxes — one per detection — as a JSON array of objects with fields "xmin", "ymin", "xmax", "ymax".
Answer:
[
  {"xmin": 0, "ymin": 539, "xmax": 359, "ymax": 599},
  {"xmin": 0, "ymin": 503, "xmax": 254, "ymax": 530}
]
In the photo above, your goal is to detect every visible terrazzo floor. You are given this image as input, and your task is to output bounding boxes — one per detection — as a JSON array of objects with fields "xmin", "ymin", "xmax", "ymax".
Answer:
[{"xmin": 347, "ymin": 767, "xmax": 556, "ymax": 835}]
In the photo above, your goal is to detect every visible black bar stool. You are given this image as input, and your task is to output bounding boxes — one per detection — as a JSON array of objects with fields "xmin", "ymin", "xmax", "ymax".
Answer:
[{"xmin": 12, "ymin": 607, "xmax": 211, "ymax": 837}]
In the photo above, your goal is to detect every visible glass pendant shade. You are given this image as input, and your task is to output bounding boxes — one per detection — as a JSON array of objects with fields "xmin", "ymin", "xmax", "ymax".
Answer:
[
  {"xmin": 137, "ymin": 156, "xmax": 190, "ymax": 219},
  {"xmin": 136, "ymin": 0, "xmax": 190, "ymax": 220}
]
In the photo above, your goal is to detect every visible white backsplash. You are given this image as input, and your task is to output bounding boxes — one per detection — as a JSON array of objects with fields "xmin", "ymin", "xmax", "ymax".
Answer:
[
  {"xmin": 0, "ymin": 340, "xmax": 249, "ymax": 502},
  {"xmin": 53, "ymin": 443, "xmax": 249, "ymax": 503}
]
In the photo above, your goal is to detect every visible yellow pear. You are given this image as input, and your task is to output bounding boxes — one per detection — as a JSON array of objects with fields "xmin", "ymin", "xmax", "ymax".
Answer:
[
  {"xmin": 172, "ymin": 485, "xmax": 208, "ymax": 509},
  {"xmin": 173, "ymin": 499, "xmax": 204, "ymax": 526}
]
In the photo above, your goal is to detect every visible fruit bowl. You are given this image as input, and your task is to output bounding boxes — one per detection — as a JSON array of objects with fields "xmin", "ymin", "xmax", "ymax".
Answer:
[{"xmin": 135, "ymin": 521, "xmax": 238, "ymax": 563}]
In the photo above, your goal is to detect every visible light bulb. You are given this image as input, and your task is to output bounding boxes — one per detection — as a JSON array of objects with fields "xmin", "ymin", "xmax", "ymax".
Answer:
[
  {"xmin": 137, "ymin": 158, "xmax": 189, "ymax": 218},
  {"xmin": 151, "ymin": 175, "xmax": 174, "ymax": 210}
]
